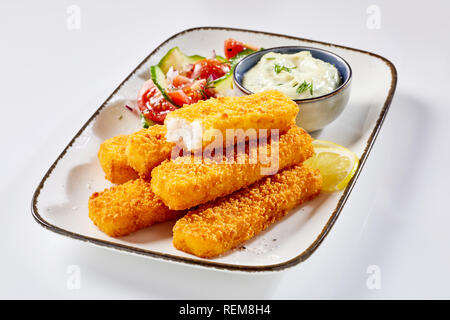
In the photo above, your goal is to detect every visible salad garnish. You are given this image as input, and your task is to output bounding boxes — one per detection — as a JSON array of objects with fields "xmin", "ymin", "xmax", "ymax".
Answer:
[{"xmin": 136, "ymin": 39, "xmax": 259, "ymax": 124}]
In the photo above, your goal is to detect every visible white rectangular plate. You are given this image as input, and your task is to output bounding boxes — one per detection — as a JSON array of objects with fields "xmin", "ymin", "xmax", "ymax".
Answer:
[{"xmin": 32, "ymin": 27, "xmax": 397, "ymax": 272}]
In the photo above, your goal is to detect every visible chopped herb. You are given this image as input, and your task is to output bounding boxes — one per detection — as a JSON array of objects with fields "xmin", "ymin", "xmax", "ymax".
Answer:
[
  {"xmin": 118, "ymin": 115, "xmax": 123, "ymax": 120},
  {"xmin": 199, "ymin": 90, "xmax": 208, "ymax": 99},
  {"xmin": 198, "ymin": 76, "xmax": 216, "ymax": 99},
  {"xmin": 265, "ymin": 57, "xmax": 275, "ymax": 60},
  {"xmin": 296, "ymin": 81, "xmax": 313, "ymax": 95},
  {"xmin": 277, "ymin": 83, "xmax": 283, "ymax": 86},
  {"xmin": 292, "ymin": 81, "xmax": 298, "ymax": 87},
  {"xmin": 274, "ymin": 63, "xmax": 283, "ymax": 74},
  {"xmin": 204, "ymin": 76, "xmax": 215, "ymax": 89},
  {"xmin": 140, "ymin": 114, "xmax": 150, "ymax": 128},
  {"xmin": 274, "ymin": 63, "xmax": 296, "ymax": 74}
]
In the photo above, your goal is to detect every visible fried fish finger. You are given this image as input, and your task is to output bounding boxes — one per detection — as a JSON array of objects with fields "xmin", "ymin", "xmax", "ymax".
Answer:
[
  {"xmin": 98, "ymin": 135, "xmax": 139, "ymax": 184},
  {"xmin": 125, "ymin": 125, "xmax": 175, "ymax": 178},
  {"xmin": 88, "ymin": 179, "xmax": 183, "ymax": 237},
  {"xmin": 151, "ymin": 126, "xmax": 314, "ymax": 210},
  {"xmin": 164, "ymin": 90, "xmax": 299, "ymax": 150},
  {"xmin": 173, "ymin": 164, "xmax": 322, "ymax": 258}
]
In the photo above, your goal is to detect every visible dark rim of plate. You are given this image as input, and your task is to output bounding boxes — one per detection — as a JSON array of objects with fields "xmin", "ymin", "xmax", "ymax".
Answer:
[
  {"xmin": 31, "ymin": 26, "xmax": 398, "ymax": 273},
  {"xmin": 233, "ymin": 45, "xmax": 353, "ymax": 103}
]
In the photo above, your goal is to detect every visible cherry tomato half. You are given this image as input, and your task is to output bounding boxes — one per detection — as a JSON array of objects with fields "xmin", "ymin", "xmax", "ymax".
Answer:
[
  {"xmin": 137, "ymin": 79, "xmax": 177, "ymax": 124},
  {"xmin": 185, "ymin": 59, "xmax": 230, "ymax": 81},
  {"xmin": 224, "ymin": 38, "xmax": 245, "ymax": 60}
]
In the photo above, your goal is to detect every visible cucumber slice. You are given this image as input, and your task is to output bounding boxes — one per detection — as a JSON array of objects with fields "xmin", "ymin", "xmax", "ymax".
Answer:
[
  {"xmin": 215, "ymin": 55, "xmax": 228, "ymax": 63},
  {"xmin": 213, "ymin": 49, "xmax": 256, "ymax": 96},
  {"xmin": 150, "ymin": 65, "xmax": 180, "ymax": 107},
  {"xmin": 213, "ymin": 72, "xmax": 234, "ymax": 96},
  {"xmin": 229, "ymin": 48, "xmax": 256, "ymax": 67},
  {"xmin": 158, "ymin": 47, "xmax": 204, "ymax": 74}
]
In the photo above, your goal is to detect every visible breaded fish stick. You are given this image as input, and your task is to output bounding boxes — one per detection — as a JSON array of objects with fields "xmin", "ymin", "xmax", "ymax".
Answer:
[
  {"xmin": 98, "ymin": 135, "xmax": 138, "ymax": 184},
  {"xmin": 125, "ymin": 125, "xmax": 175, "ymax": 178},
  {"xmin": 164, "ymin": 90, "xmax": 299, "ymax": 150},
  {"xmin": 125, "ymin": 92, "xmax": 298, "ymax": 177},
  {"xmin": 151, "ymin": 126, "xmax": 314, "ymax": 210},
  {"xmin": 88, "ymin": 179, "xmax": 183, "ymax": 237},
  {"xmin": 173, "ymin": 164, "xmax": 322, "ymax": 258}
]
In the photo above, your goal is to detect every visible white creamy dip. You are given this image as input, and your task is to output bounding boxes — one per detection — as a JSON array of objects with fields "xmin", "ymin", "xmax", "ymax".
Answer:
[{"xmin": 242, "ymin": 51, "xmax": 340, "ymax": 99}]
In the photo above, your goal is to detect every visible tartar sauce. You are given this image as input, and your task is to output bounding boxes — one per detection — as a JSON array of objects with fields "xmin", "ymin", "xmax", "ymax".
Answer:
[{"xmin": 242, "ymin": 51, "xmax": 340, "ymax": 99}]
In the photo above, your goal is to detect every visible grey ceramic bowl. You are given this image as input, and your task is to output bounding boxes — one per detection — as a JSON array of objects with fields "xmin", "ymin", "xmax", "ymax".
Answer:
[{"xmin": 233, "ymin": 46, "xmax": 352, "ymax": 132}]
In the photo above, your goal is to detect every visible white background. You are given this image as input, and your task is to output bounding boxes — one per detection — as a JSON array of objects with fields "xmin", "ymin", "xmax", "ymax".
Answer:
[{"xmin": 1, "ymin": 0, "xmax": 449, "ymax": 299}]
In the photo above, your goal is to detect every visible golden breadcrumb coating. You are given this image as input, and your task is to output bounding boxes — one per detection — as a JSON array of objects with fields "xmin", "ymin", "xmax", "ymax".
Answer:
[
  {"xmin": 88, "ymin": 179, "xmax": 184, "ymax": 237},
  {"xmin": 173, "ymin": 164, "xmax": 322, "ymax": 258},
  {"xmin": 98, "ymin": 135, "xmax": 139, "ymax": 184},
  {"xmin": 151, "ymin": 126, "xmax": 314, "ymax": 210},
  {"xmin": 164, "ymin": 90, "xmax": 299, "ymax": 148},
  {"xmin": 121, "ymin": 91, "xmax": 298, "ymax": 177},
  {"xmin": 125, "ymin": 125, "xmax": 175, "ymax": 178}
]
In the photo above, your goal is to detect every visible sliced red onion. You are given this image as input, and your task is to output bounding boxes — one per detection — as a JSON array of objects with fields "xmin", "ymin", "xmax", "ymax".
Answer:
[
  {"xmin": 191, "ymin": 63, "xmax": 202, "ymax": 80},
  {"xmin": 125, "ymin": 104, "xmax": 139, "ymax": 115},
  {"xmin": 166, "ymin": 66, "xmax": 179, "ymax": 83}
]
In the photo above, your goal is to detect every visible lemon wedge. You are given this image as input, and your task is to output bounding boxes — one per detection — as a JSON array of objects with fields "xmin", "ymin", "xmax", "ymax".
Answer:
[{"xmin": 304, "ymin": 140, "xmax": 359, "ymax": 192}]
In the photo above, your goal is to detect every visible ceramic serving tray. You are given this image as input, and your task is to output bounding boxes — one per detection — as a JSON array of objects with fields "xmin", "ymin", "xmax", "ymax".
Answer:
[{"xmin": 31, "ymin": 27, "xmax": 397, "ymax": 272}]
